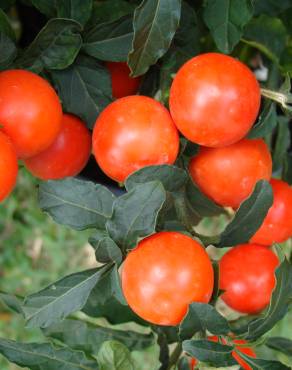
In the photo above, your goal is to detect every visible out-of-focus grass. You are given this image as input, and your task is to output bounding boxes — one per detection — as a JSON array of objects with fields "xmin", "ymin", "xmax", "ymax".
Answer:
[
  {"xmin": 0, "ymin": 167, "xmax": 94, "ymax": 369},
  {"xmin": 0, "ymin": 169, "xmax": 291, "ymax": 369}
]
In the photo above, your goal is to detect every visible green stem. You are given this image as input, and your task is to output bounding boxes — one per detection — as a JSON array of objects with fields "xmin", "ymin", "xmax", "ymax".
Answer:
[{"xmin": 167, "ymin": 343, "xmax": 182, "ymax": 370}]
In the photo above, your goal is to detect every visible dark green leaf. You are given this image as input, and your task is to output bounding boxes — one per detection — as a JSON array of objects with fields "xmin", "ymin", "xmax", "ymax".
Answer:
[
  {"xmin": 128, "ymin": 0, "xmax": 181, "ymax": 77},
  {"xmin": 203, "ymin": 0, "xmax": 254, "ymax": 53},
  {"xmin": 39, "ymin": 178, "xmax": 115, "ymax": 231},
  {"xmin": 88, "ymin": 0, "xmax": 134, "ymax": 26},
  {"xmin": 83, "ymin": 295, "xmax": 145, "ymax": 325},
  {"xmin": 89, "ymin": 231, "xmax": 122, "ymax": 265},
  {"xmin": 0, "ymin": 0, "xmax": 15, "ymax": 11},
  {"xmin": 23, "ymin": 264, "xmax": 111, "ymax": 328},
  {"xmin": 265, "ymin": 337, "xmax": 292, "ymax": 357},
  {"xmin": 97, "ymin": 340, "xmax": 134, "ymax": 370},
  {"xmin": 0, "ymin": 292, "xmax": 23, "ymax": 315},
  {"xmin": 215, "ymin": 180, "xmax": 273, "ymax": 247},
  {"xmin": 273, "ymin": 117, "xmax": 290, "ymax": 175},
  {"xmin": 282, "ymin": 152, "xmax": 292, "ymax": 185},
  {"xmin": 57, "ymin": 0, "xmax": 92, "ymax": 26},
  {"xmin": 185, "ymin": 178, "xmax": 224, "ymax": 218},
  {"xmin": 87, "ymin": 264, "xmax": 126, "ymax": 306},
  {"xmin": 0, "ymin": 338, "xmax": 98, "ymax": 370},
  {"xmin": 0, "ymin": 32, "xmax": 16, "ymax": 69},
  {"xmin": 234, "ymin": 351, "xmax": 290, "ymax": 370},
  {"xmin": 248, "ymin": 103, "xmax": 277, "ymax": 139},
  {"xmin": 51, "ymin": 55, "xmax": 112, "ymax": 129},
  {"xmin": 83, "ymin": 15, "xmax": 133, "ymax": 62},
  {"xmin": 0, "ymin": 8, "xmax": 15, "ymax": 40},
  {"xmin": 178, "ymin": 357, "xmax": 191, "ymax": 370},
  {"xmin": 156, "ymin": 328, "xmax": 169, "ymax": 370},
  {"xmin": 44, "ymin": 319, "xmax": 154, "ymax": 353},
  {"xmin": 174, "ymin": 1, "xmax": 200, "ymax": 58},
  {"xmin": 243, "ymin": 15, "xmax": 287, "ymax": 63},
  {"xmin": 17, "ymin": 18, "xmax": 82, "ymax": 73},
  {"xmin": 106, "ymin": 181, "xmax": 166, "ymax": 251},
  {"xmin": 254, "ymin": 0, "xmax": 292, "ymax": 16},
  {"xmin": 125, "ymin": 165, "xmax": 188, "ymax": 193},
  {"xmin": 182, "ymin": 339, "xmax": 236, "ymax": 367},
  {"xmin": 30, "ymin": 0, "xmax": 57, "ymax": 18},
  {"xmin": 240, "ymin": 259, "xmax": 292, "ymax": 341},
  {"xmin": 179, "ymin": 303, "xmax": 229, "ymax": 340}
]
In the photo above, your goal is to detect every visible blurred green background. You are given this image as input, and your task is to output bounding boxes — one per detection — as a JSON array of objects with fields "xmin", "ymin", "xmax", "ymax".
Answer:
[{"xmin": 0, "ymin": 168, "xmax": 291, "ymax": 369}]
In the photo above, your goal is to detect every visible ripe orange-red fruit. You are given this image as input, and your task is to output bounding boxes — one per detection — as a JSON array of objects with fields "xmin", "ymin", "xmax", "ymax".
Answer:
[
  {"xmin": 0, "ymin": 131, "xmax": 18, "ymax": 202},
  {"xmin": 189, "ymin": 138, "xmax": 272, "ymax": 209},
  {"xmin": 169, "ymin": 53, "xmax": 260, "ymax": 147},
  {"xmin": 92, "ymin": 96, "xmax": 179, "ymax": 183},
  {"xmin": 0, "ymin": 69, "xmax": 62, "ymax": 159},
  {"xmin": 24, "ymin": 114, "xmax": 91, "ymax": 180},
  {"xmin": 190, "ymin": 337, "xmax": 256, "ymax": 370},
  {"xmin": 122, "ymin": 231, "xmax": 214, "ymax": 326},
  {"xmin": 251, "ymin": 179, "xmax": 292, "ymax": 246},
  {"xmin": 106, "ymin": 62, "xmax": 141, "ymax": 99},
  {"xmin": 219, "ymin": 244, "xmax": 279, "ymax": 314}
]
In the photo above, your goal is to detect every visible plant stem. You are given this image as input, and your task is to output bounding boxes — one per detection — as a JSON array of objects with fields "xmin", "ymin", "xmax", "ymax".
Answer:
[
  {"xmin": 167, "ymin": 343, "xmax": 182, "ymax": 370},
  {"xmin": 261, "ymin": 88, "xmax": 292, "ymax": 111}
]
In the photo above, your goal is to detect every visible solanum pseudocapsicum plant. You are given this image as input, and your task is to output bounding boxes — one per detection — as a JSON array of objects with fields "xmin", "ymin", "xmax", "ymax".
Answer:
[{"xmin": 0, "ymin": 0, "xmax": 292, "ymax": 369}]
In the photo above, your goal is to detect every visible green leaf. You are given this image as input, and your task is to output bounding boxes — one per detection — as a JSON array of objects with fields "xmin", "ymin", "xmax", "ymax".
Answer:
[
  {"xmin": 56, "ymin": 0, "xmax": 92, "ymax": 26},
  {"xmin": 215, "ymin": 180, "xmax": 273, "ymax": 247},
  {"xmin": 0, "ymin": 32, "xmax": 16, "ymax": 69},
  {"xmin": 234, "ymin": 351, "xmax": 290, "ymax": 370},
  {"xmin": 282, "ymin": 152, "xmax": 292, "ymax": 185},
  {"xmin": 83, "ymin": 15, "xmax": 133, "ymax": 62},
  {"xmin": 203, "ymin": 0, "xmax": 254, "ymax": 53},
  {"xmin": 0, "ymin": 8, "xmax": 15, "ymax": 40},
  {"xmin": 17, "ymin": 18, "xmax": 82, "ymax": 73},
  {"xmin": 239, "ymin": 259, "xmax": 292, "ymax": 341},
  {"xmin": 0, "ymin": 292, "xmax": 23, "ymax": 315},
  {"xmin": 30, "ymin": 0, "xmax": 57, "ymax": 18},
  {"xmin": 106, "ymin": 181, "xmax": 166, "ymax": 251},
  {"xmin": 185, "ymin": 178, "xmax": 224, "ymax": 218},
  {"xmin": 23, "ymin": 264, "xmax": 111, "ymax": 328},
  {"xmin": 179, "ymin": 303, "xmax": 229, "ymax": 341},
  {"xmin": 254, "ymin": 0, "xmax": 292, "ymax": 16},
  {"xmin": 273, "ymin": 117, "xmax": 290, "ymax": 175},
  {"xmin": 97, "ymin": 340, "xmax": 134, "ymax": 370},
  {"xmin": 182, "ymin": 340, "xmax": 236, "ymax": 367},
  {"xmin": 242, "ymin": 15, "xmax": 287, "ymax": 63},
  {"xmin": 44, "ymin": 319, "xmax": 154, "ymax": 353},
  {"xmin": 39, "ymin": 178, "xmax": 115, "ymax": 231},
  {"xmin": 156, "ymin": 328, "xmax": 169, "ymax": 369},
  {"xmin": 174, "ymin": 1, "xmax": 200, "ymax": 58},
  {"xmin": 0, "ymin": 0, "xmax": 15, "ymax": 11},
  {"xmin": 128, "ymin": 0, "xmax": 181, "ymax": 77},
  {"xmin": 265, "ymin": 337, "xmax": 292, "ymax": 357},
  {"xmin": 248, "ymin": 103, "xmax": 277, "ymax": 139},
  {"xmin": 87, "ymin": 264, "xmax": 126, "ymax": 306},
  {"xmin": 88, "ymin": 0, "xmax": 134, "ymax": 26},
  {"xmin": 125, "ymin": 165, "xmax": 188, "ymax": 193},
  {"xmin": 83, "ymin": 295, "xmax": 145, "ymax": 325},
  {"xmin": 0, "ymin": 338, "xmax": 98, "ymax": 370},
  {"xmin": 89, "ymin": 231, "xmax": 122, "ymax": 265},
  {"xmin": 51, "ymin": 55, "xmax": 112, "ymax": 129}
]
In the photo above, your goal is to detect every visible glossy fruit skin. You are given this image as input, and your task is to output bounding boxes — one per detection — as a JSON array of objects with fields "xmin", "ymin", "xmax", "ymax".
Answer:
[
  {"xmin": 93, "ymin": 96, "xmax": 179, "ymax": 183},
  {"xmin": 0, "ymin": 131, "xmax": 18, "ymax": 202},
  {"xmin": 122, "ymin": 231, "xmax": 214, "ymax": 326},
  {"xmin": 24, "ymin": 114, "xmax": 91, "ymax": 180},
  {"xmin": 189, "ymin": 138, "xmax": 272, "ymax": 209},
  {"xmin": 169, "ymin": 53, "xmax": 260, "ymax": 147},
  {"xmin": 219, "ymin": 244, "xmax": 279, "ymax": 314},
  {"xmin": 190, "ymin": 337, "xmax": 256, "ymax": 370},
  {"xmin": 0, "ymin": 69, "xmax": 62, "ymax": 159},
  {"xmin": 251, "ymin": 179, "xmax": 292, "ymax": 245},
  {"xmin": 106, "ymin": 62, "xmax": 141, "ymax": 99}
]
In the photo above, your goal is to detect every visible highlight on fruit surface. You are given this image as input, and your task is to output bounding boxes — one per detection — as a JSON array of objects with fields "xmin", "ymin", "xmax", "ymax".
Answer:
[{"xmin": 122, "ymin": 231, "xmax": 214, "ymax": 325}]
